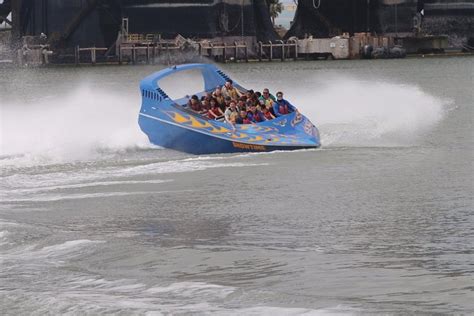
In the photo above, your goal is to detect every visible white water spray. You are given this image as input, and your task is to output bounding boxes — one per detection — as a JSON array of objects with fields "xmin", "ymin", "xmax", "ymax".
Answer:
[
  {"xmin": 287, "ymin": 79, "xmax": 450, "ymax": 147},
  {"xmin": 0, "ymin": 77, "xmax": 450, "ymax": 168},
  {"xmin": 0, "ymin": 85, "xmax": 150, "ymax": 167}
]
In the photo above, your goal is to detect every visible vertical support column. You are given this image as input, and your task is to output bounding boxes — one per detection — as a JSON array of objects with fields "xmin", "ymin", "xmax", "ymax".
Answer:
[
  {"xmin": 118, "ymin": 45, "xmax": 122, "ymax": 65},
  {"xmin": 269, "ymin": 41, "xmax": 273, "ymax": 62},
  {"xmin": 42, "ymin": 47, "xmax": 49, "ymax": 65},
  {"xmin": 75, "ymin": 45, "xmax": 80, "ymax": 66},
  {"xmin": 258, "ymin": 42, "xmax": 262, "ymax": 62},
  {"xmin": 395, "ymin": 4, "xmax": 398, "ymax": 35},
  {"xmin": 122, "ymin": 18, "xmax": 129, "ymax": 38},
  {"xmin": 234, "ymin": 42, "xmax": 238, "ymax": 62},
  {"xmin": 17, "ymin": 47, "xmax": 24, "ymax": 66},
  {"xmin": 223, "ymin": 43, "xmax": 227, "ymax": 63},
  {"xmin": 279, "ymin": 40, "xmax": 285, "ymax": 61},
  {"xmin": 244, "ymin": 44, "xmax": 248, "ymax": 62},
  {"xmin": 157, "ymin": 45, "xmax": 161, "ymax": 63},
  {"xmin": 367, "ymin": 0, "xmax": 371, "ymax": 32},
  {"xmin": 11, "ymin": 0, "xmax": 22, "ymax": 48},
  {"xmin": 152, "ymin": 45, "xmax": 156, "ymax": 64},
  {"xmin": 294, "ymin": 40, "xmax": 298, "ymax": 60},
  {"xmin": 146, "ymin": 45, "xmax": 150, "ymax": 64},
  {"xmin": 131, "ymin": 45, "xmax": 136, "ymax": 64},
  {"xmin": 91, "ymin": 47, "xmax": 96, "ymax": 65}
]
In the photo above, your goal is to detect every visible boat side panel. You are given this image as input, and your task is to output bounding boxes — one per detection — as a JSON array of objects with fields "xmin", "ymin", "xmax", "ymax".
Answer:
[
  {"xmin": 138, "ymin": 114, "xmax": 313, "ymax": 154},
  {"xmin": 139, "ymin": 104, "xmax": 320, "ymax": 148}
]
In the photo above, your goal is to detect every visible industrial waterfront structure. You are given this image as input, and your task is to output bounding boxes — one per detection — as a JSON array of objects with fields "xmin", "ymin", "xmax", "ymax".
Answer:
[
  {"xmin": 0, "ymin": 0, "xmax": 472, "ymax": 66},
  {"xmin": 287, "ymin": 0, "xmax": 473, "ymax": 48}
]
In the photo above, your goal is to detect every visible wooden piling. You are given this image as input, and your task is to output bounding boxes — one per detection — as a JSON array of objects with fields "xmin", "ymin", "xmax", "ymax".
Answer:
[
  {"xmin": 131, "ymin": 45, "xmax": 136, "ymax": 64},
  {"xmin": 269, "ymin": 41, "xmax": 273, "ymax": 62},
  {"xmin": 278, "ymin": 40, "xmax": 285, "ymax": 61},
  {"xmin": 223, "ymin": 43, "xmax": 227, "ymax": 63},
  {"xmin": 293, "ymin": 40, "xmax": 298, "ymax": 60},
  {"xmin": 91, "ymin": 47, "xmax": 96, "ymax": 65},
  {"xmin": 145, "ymin": 45, "xmax": 150, "ymax": 64},
  {"xmin": 234, "ymin": 42, "xmax": 238, "ymax": 62},
  {"xmin": 118, "ymin": 45, "xmax": 123, "ymax": 65},
  {"xmin": 151, "ymin": 45, "xmax": 156, "ymax": 64},
  {"xmin": 74, "ymin": 45, "xmax": 80, "ymax": 66}
]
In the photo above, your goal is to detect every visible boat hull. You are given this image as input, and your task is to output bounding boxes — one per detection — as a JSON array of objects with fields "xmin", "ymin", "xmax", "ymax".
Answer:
[{"xmin": 139, "ymin": 113, "xmax": 318, "ymax": 155}]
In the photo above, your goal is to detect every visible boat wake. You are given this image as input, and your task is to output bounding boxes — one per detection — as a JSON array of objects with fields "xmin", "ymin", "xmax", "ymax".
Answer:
[
  {"xmin": 0, "ymin": 86, "xmax": 151, "ymax": 168},
  {"xmin": 0, "ymin": 78, "xmax": 451, "ymax": 170},
  {"xmin": 0, "ymin": 235, "xmax": 356, "ymax": 315},
  {"xmin": 290, "ymin": 79, "xmax": 452, "ymax": 147}
]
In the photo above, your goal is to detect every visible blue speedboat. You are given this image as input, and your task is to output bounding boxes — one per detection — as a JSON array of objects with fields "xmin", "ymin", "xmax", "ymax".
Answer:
[{"xmin": 138, "ymin": 63, "xmax": 320, "ymax": 154}]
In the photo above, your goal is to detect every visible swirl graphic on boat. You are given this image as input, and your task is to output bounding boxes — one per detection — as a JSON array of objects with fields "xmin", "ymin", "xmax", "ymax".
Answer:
[
  {"xmin": 161, "ymin": 110, "xmax": 300, "ymax": 145},
  {"xmin": 303, "ymin": 120, "xmax": 316, "ymax": 136},
  {"xmin": 291, "ymin": 113, "xmax": 303, "ymax": 127}
]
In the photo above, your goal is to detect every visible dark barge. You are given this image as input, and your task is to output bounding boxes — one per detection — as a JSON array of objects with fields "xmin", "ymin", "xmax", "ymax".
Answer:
[{"xmin": 0, "ymin": 0, "xmax": 472, "ymax": 65}]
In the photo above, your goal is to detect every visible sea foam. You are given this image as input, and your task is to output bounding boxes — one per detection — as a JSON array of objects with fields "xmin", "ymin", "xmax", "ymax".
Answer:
[
  {"xmin": 0, "ymin": 85, "xmax": 150, "ymax": 167},
  {"xmin": 290, "ymin": 79, "xmax": 450, "ymax": 147}
]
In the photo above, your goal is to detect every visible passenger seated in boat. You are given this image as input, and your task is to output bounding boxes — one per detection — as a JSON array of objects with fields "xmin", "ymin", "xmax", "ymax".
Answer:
[
  {"xmin": 188, "ymin": 95, "xmax": 203, "ymax": 113},
  {"xmin": 224, "ymin": 100, "xmax": 239, "ymax": 124},
  {"xmin": 212, "ymin": 86, "xmax": 225, "ymax": 108},
  {"xmin": 258, "ymin": 97, "xmax": 276, "ymax": 116},
  {"xmin": 273, "ymin": 91, "xmax": 296, "ymax": 117},
  {"xmin": 246, "ymin": 100, "xmax": 254, "ymax": 111},
  {"xmin": 200, "ymin": 96, "xmax": 211, "ymax": 112},
  {"xmin": 245, "ymin": 89, "xmax": 254, "ymax": 100},
  {"xmin": 238, "ymin": 99, "xmax": 247, "ymax": 112},
  {"xmin": 262, "ymin": 106, "xmax": 276, "ymax": 120},
  {"xmin": 208, "ymin": 99, "xmax": 224, "ymax": 120},
  {"xmin": 223, "ymin": 96, "xmax": 232, "ymax": 110},
  {"xmin": 236, "ymin": 110, "xmax": 252, "ymax": 124},
  {"xmin": 259, "ymin": 88, "xmax": 276, "ymax": 109},
  {"xmin": 221, "ymin": 80, "xmax": 242, "ymax": 100},
  {"xmin": 247, "ymin": 104, "xmax": 265, "ymax": 123},
  {"xmin": 258, "ymin": 98, "xmax": 272, "ymax": 115}
]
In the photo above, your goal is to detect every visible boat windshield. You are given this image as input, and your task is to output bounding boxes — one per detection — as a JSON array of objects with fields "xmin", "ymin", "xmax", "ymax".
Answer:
[{"xmin": 158, "ymin": 68, "xmax": 205, "ymax": 100}]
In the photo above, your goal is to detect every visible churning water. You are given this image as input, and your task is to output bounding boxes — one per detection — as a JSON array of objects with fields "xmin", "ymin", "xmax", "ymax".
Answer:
[
  {"xmin": 0, "ymin": 57, "xmax": 472, "ymax": 314},
  {"xmin": 1, "ymin": 68, "xmax": 450, "ymax": 167}
]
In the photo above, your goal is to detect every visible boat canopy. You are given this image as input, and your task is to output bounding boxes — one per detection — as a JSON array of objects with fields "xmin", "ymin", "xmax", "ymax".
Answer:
[{"xmin": 140, "ymin": 63, "xmax": 241, "ymax": 106}]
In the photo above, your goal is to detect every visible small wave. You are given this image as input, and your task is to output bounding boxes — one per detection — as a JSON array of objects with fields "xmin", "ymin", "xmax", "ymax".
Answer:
[
  {"xmin": 39, "ymin": 240, "xmax": 105, "ymax": 256},
  {"xmin": 223, "ymin": 306, "xmax": 356, "ymax": 316},
  {"xmin": 10, "ymin": 179, "xmax": 173, "ymax": 194},
  {"xmin": 1, "ymin": 159, "xmax": 269, "ymax": 204},
  {"xmin": 0, "ymin": 273, "xmax": 355, "ymax": 315},
  {"xmin": 2, "ymin": 239, "xmax": 105, "ymax": 262},
  {"xmin": 0, "ymin": 219, "xmax": 20, "ymax": 227},
  {"xmin": 0, "ymin": 230, "xmax": 10, "ymax": 246},
  {"xmin": 120, "ymin": 161, "xmax": 269, "ymax": 177},
  {"xmin": 2, "ymin": 158, "xmax": 268, "ymax": 191},
  {"xmin": 1, "ymin": 190, "xmax": 187, "ymax": 203}
]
